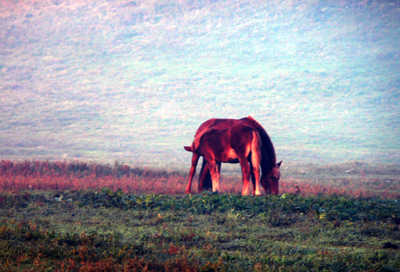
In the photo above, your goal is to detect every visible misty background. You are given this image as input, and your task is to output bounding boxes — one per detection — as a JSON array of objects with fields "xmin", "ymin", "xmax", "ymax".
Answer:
[{"xmin": 1, "ymin": 0, "xmax": 399, "ymax": 169}]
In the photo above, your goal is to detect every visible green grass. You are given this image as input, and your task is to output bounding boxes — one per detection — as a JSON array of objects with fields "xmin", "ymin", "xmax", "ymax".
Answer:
[
  {"xmin": 1, "ymin": 190, "xmax": 399, "ymax": 271},
  {"xmin": 0, "ymin": 160, "xmax": 399, "ymax": 270}
]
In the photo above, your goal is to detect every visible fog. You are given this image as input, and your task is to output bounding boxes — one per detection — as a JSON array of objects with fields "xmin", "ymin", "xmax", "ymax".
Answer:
[{"xmin": 0, "ymin": 0, "xmax": 399, "ymax": 167}]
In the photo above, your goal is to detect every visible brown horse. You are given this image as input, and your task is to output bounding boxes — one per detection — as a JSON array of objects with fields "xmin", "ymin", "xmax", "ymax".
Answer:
[
  {"xmin": 185, "ymin": 124, "xmax": 262, "ymax": 195},
  {"xmin": 185, "ymin": 116, "xmax": 281, "ymax": 195}
]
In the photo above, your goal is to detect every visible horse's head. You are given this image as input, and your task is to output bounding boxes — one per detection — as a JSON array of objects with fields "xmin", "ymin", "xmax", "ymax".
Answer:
[{"xmin": 261, "ymin": 161, "xmax": 282, "ymax": 195}]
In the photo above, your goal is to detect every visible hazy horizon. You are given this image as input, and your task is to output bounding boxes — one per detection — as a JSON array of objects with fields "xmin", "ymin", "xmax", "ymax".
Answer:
[{"xmin": 1, "ymin": 0, "xmax": 399, "ymax": 169}]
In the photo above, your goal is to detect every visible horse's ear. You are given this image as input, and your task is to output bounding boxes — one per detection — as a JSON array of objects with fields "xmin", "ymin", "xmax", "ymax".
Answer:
[
  {"xmin": 277, "ymin": 160, "xmax": 282, "ymax": 168},
  {"xmin": 184, "ymin": 146, "xmax": 193, "ymax": 152}
]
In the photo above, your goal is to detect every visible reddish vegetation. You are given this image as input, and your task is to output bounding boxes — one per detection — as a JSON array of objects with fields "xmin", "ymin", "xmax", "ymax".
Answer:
[
  {"xmin": 282, "ymin": 179, "xmax": 400, "ymax": 199},
  {"xmin": 0, "ymin": 160, "xmax": 399, "ymax": 198}
]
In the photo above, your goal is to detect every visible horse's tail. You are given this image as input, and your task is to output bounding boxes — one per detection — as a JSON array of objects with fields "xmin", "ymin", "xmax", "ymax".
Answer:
[
  {"xmin": 185, "ymin": 127, "xmax": 212, "ymax": 153},
  {"xmin": 184, "ymin": 146, "xmax": 193, "ymax": 152},
  {"xmin": 184, "ymin": 134, "xmax": 201, "ymax": 153}
]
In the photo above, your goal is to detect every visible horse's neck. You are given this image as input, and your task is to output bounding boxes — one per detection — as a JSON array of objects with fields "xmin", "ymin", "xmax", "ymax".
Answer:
[
  {"xmin": 243, "ymin": 117, "xmax": 276, "ymax": 164},
  {"xmin": 260, "ymin": 146, "xmax": 276, "ymax": 171}
]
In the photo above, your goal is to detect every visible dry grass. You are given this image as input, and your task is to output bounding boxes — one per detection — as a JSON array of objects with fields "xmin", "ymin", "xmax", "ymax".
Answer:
[{"xmin": 1, "ymin": 160, "xmax": 399, "ymax": 198}]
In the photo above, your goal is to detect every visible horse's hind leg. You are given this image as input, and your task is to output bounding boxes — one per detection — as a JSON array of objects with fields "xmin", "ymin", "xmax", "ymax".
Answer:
[
  {"xmin": 203, "ymin": 169, "xmax": 213, "ymax": 191},
  {"xmin": 198, "ymin": 159, "xmax": 208, "ymax": 192},
  {"xmin": 185, "ymin": 152, "xmax": 200, "ymax": 194},
  {"xmin": 208, "ymin": 161, "xmax": 220, "ymax": 192},
  {"xmin": 198, "ymin": 158, "xmax": 211, "ymax": 192}
]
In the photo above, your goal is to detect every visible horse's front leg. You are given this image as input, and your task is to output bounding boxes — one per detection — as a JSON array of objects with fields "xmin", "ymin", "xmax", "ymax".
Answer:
[
  {"xmin": 249, "ymin": 162, "xmax": 256, "ymax": 195},
  {"xmin": 239, "ymin": 159, "xmax": 251, "ymax": 195},
  {"xmin": 252, "ymin": 164, "xmax": 261, "ymax": 196},
  {"xmin": 185, "ymin": 152, "xmax": 200, "ymax": 194}
]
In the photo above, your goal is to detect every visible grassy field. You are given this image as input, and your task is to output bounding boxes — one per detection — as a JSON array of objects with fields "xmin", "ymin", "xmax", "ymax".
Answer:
[
  {"xmin": 1, "ymin": 0, "xmax": 400, "ymax": 269},
  {"xmin": 0, "ymin": 160, "xmax": 400, "ymax": 271},
  {"xmin": 1, "ymin": 0, "xmax": 400, "ymax": 167}
]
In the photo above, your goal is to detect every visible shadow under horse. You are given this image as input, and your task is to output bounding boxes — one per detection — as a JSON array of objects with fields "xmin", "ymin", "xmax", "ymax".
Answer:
[{"xmin": 184, "ymin": 116, "xmax": 282, "ymax": 195}]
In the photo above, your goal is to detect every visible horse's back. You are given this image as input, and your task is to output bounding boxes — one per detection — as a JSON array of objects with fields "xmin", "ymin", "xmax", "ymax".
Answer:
[
  {"xmin": 196, "ymin": 116, "xmax": 260, "ymax": 136},
  {"xmin": 196, "ymin": 118, "xmax": 240, "ymax": 136}
]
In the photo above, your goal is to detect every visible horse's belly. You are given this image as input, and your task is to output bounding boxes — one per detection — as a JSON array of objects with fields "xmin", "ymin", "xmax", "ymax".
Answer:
[{"xmin": 218, "ymin": 149, "xmax": 238, "ymax": 163}]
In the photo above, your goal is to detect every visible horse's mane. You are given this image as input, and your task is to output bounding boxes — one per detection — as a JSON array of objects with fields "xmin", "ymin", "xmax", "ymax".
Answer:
[{"xmin": 246, "ymin": 116, "xmax": 277, "ymax": 167}]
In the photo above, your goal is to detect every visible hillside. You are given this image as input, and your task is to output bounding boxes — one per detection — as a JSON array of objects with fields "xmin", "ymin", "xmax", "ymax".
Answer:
[{"xmin": 1, "ymin": 0, "xmax": 399, "ymax": 168}]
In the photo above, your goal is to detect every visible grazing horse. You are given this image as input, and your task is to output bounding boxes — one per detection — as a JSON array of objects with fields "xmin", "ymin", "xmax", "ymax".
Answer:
[
  {"xmin": 185, "ymin": 116, "xmax": 281, "ymax": 195},
  {"xmin": 185, "ymin": 124, "xmax": 262, "ymax": 195}
]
